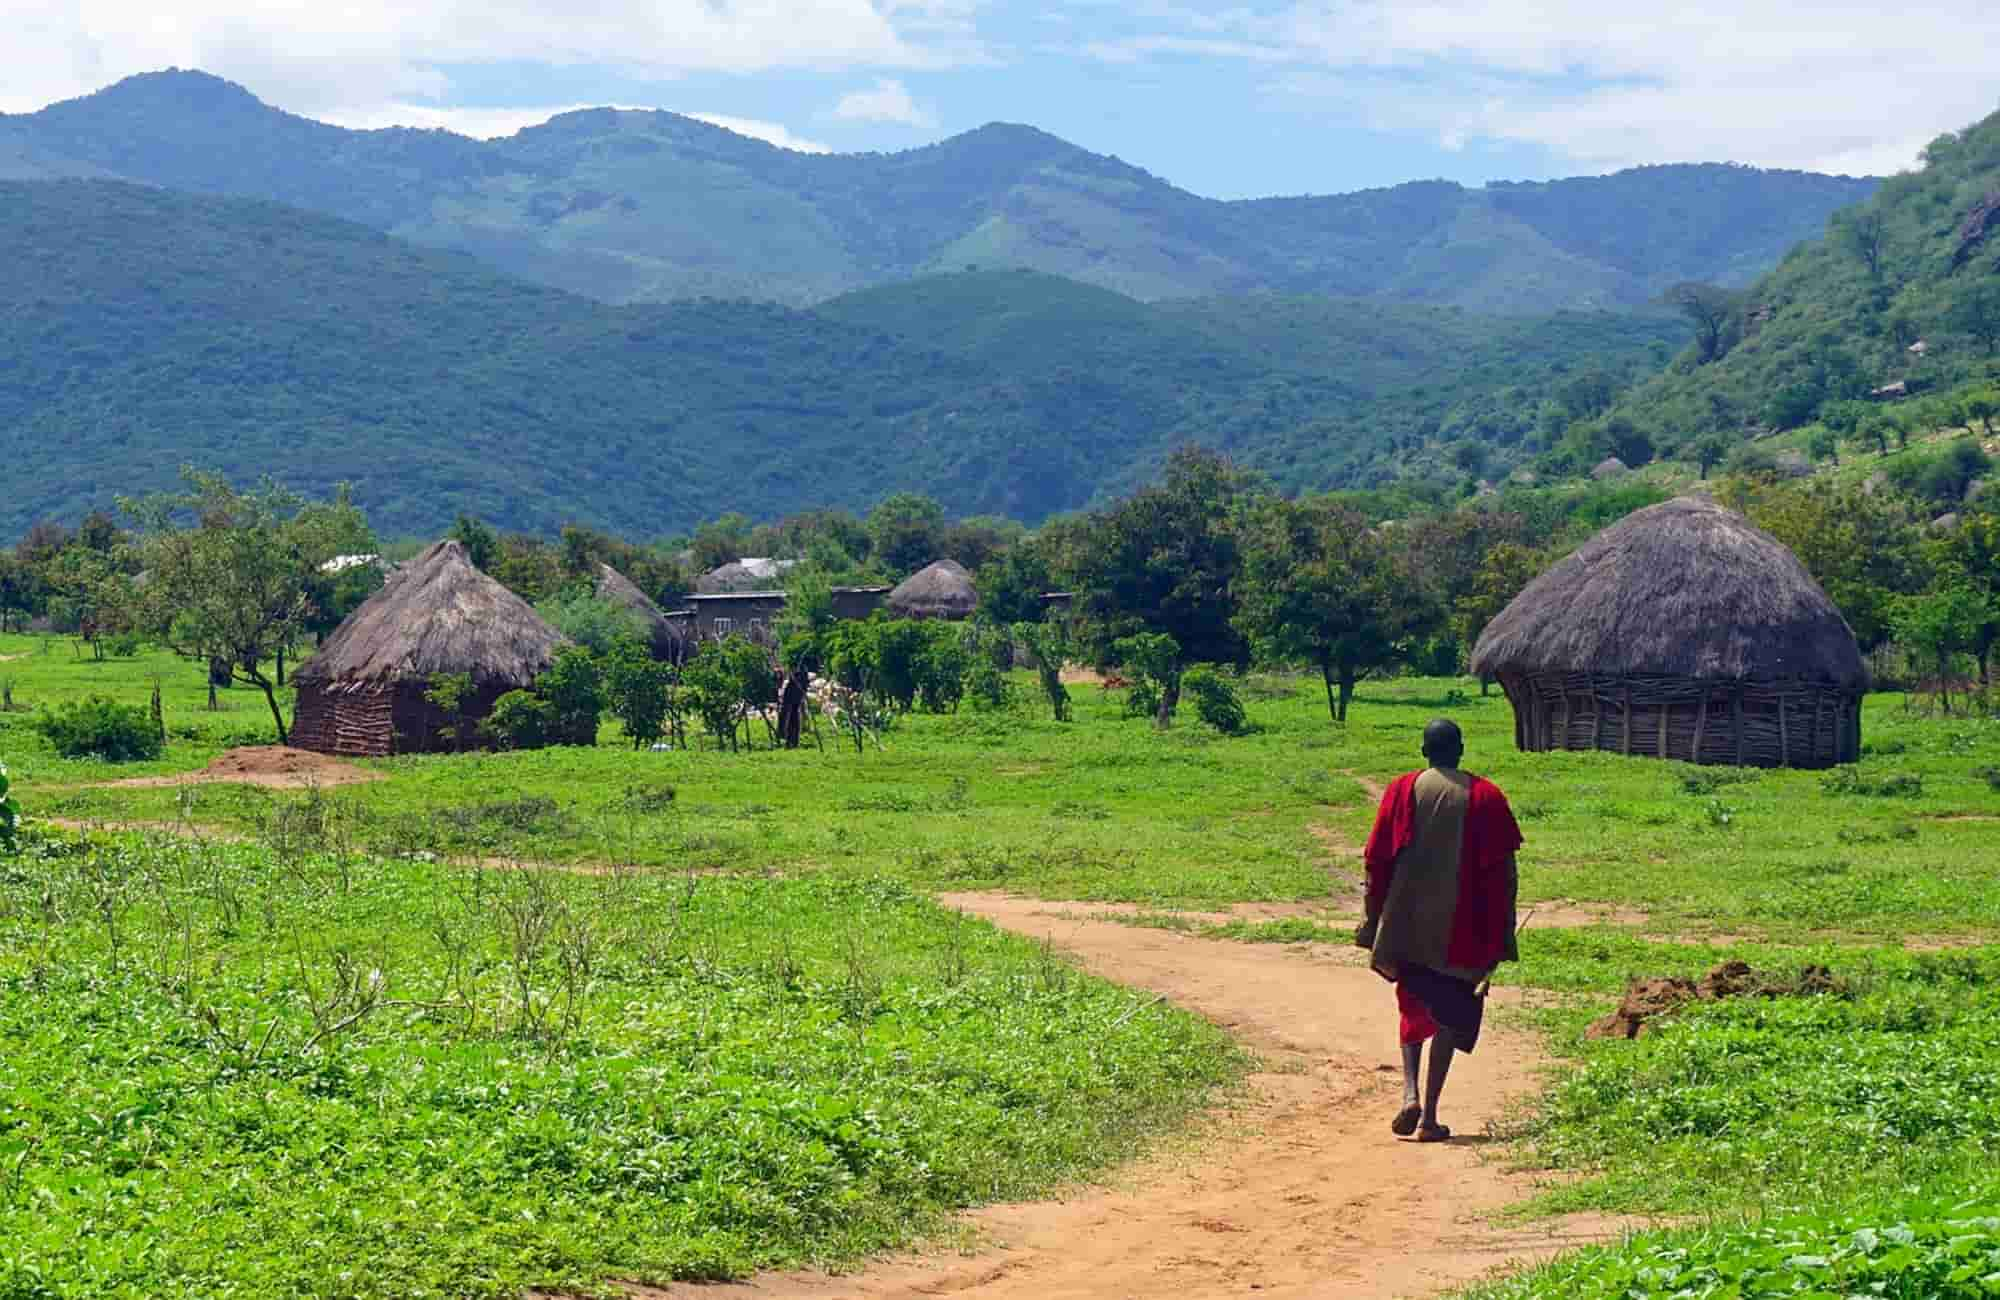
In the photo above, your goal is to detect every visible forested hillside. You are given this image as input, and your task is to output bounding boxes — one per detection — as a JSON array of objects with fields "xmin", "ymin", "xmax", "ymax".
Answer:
[
  {"xmin": 0, "ymin": 69, "xmax": 1876, "ymax": 310},
  {"xmin": 1605, "ymin": 106, "xmax": 2000, "ymax": 453},
  {"xmin": 0, "ymin": 182, "xmax": 1685, "ymax": 536}
]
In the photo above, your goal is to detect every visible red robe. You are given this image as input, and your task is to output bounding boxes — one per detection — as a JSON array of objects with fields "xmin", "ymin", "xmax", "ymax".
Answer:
[{"xmin": 1363, "ymin": 770, "xmax": 1522, "ymax": 973}]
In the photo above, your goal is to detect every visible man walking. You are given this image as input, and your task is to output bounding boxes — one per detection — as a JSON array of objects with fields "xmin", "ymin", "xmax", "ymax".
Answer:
[{"xmin": 1357, "ymin": 719, "xmax": 1522, "ymax": 1143}]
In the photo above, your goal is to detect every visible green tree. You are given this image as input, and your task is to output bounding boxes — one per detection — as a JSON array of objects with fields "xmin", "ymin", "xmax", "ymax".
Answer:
[
  {"xmin": 683, "ymin": 634, "xmax": 767, "ymax": 751},
  {"xmin": 123, "ymin": 470, "xmax": 327, "ymax": 743},
  {"xmin": 1011, "ymin": 617, "xmax": 1072, "ymax": 723},
  {"xmin": 535, "ymin": 591, "xmax": 646, "ymax": 655},
  {"xmin": 536, "ymin": 645, "xmax": 604, "ymax": 746},
  {"xmin": 602, "ymin": 636, "xmax": 674, "ymax": 748},
  {"xmin": 1948, "ymin": 281, "xmax": 2000, "ymax": 355},
  {"xmin": 1806, "ymin": 426, "xmax": 1841, "ymax": 466},
  {"xmin": 1836, "ymin": 206, "xmax": 1887, "ymax": 280},
  {"xmin": 449, "ymin": 513, "xmax": 498, "ymax": 571},
  {"xmin": 1233, "ymin": 496, "xmax": 1431, "ymax": 723},
  {"xmin": 975, "ymin": 536, "xmax": 1058, "ymax": 627},
  {"xmin": 1453, "ymin": 542, "xmax": 1542, "ymax": 693},
  {"xmin": 1070, "ymin": 446, "xmax": 1250, "ymax": 712},
  {"xmin": 1928, "ymin": 510, "xmax": 2000, "ymax": 687},
  {"xmin": 1112, "ymin": 632, "xmax": 1182, "ymax": 726},
  {"xmin": 867, "ymin": 493, "xmax": 946, "ymax": 580},
  {"xmin": 1895, "ymin": 574, "xmax": 1994, "ymax": 714},
  {"xmin": 1744, "ymin": 481, "xmax": 1927, "ymax": 651},
  {"xmin": 1667, "ymin": 282, "xmax": 1742, "ymax": 365},
  {"xmin": 689, "ymin": 513, "xmax": 754, "ymax": 573},
  {"xmin": 1688, "ymin": 434, "xmax": 1731, "ymax": 479}
]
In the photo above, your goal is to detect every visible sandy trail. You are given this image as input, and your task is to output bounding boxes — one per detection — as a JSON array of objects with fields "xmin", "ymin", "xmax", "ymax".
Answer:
[{"xmin": 634, "ymin": 891, "xmax": 1630, "ymax": 1300}]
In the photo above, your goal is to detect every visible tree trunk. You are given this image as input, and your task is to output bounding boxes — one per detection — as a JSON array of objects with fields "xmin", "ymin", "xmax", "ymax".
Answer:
[
  {"xmin": 1320, "ymin": 661, "xmax": 1340, "ymax": 723},
  {"xmin": 276, "ymin": 646, "xmax": 285, "ymax": 687},
  {"xmin": 244, "ymin": 667, "xmax": 288, "ymax": 745},
  {"xmin": 1337, "ymin": 670, "xmax": 1355, "ymax": 723}
]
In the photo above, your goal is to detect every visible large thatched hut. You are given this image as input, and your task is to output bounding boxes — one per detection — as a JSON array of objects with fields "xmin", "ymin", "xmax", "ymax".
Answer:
[
  {"xmin": 886, "ymin": 560, "xmax": 978, "ymax": 620},
  {"xmin": 595, "ymin": 563, "xmax": 687, "ymax": 662},
  {"xmin": 1470, "ymin": 497, "xmax": 1866, "ymax": 768},
  {"xmin": 291, "ymin": 540, "xmax": 568, "ymax": 756}
]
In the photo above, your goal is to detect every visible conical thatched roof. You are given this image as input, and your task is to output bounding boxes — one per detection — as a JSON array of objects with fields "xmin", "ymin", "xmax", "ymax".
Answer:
[
  {"xmin": 295, "ymin": 539, "xmax": 568, "ymax": 691},
  {"xmin": 1591, "ymin": 456, "xmax": 1629, "ymax": 479},
  {"xmin": 1470, "ymin": 497, "xmax": 1866, "ymax": 687},
  {"xmin": 594, "ymin": 562, "xmax": 682, "ymax": 659},
  {"xmin": 887, "ymin": 559, "xmax": 978, "ymax": 620}
]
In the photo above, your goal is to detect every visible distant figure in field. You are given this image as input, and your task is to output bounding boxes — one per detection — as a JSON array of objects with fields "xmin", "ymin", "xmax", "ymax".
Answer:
[{"xmin": 1357, "ymin": 719, "xmax": 1522, "ymax": 1143}]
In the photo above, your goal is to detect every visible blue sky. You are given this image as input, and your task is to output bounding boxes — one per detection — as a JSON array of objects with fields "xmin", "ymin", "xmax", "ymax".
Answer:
[{"xmin": 10, "ymin": 1, "xmax": 1998, "ymax": 198}]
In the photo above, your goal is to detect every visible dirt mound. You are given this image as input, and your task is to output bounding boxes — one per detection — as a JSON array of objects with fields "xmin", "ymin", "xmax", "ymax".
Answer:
[
  {"xmin": 1587, "ymin": 960, "xmax": 1842, "ymax": 1040},
  {"xmin": 97, "ymin": 746, "xmax": 383, "ymax": 790}
]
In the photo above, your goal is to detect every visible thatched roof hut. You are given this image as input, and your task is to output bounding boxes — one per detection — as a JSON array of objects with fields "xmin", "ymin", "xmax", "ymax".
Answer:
[
  {"xmin": 292, "ymin": 539, "xmax": 568, "ymax": 756},
  {"xmin": 887, "ymin": 559, "xmax": 978, "ymax": 620},
  {"xmin": 1470, "ymin": 497, "xmax": 1866, "ymax": 768},
  {"xmin": 1591, "ymin": 456, "xmax": 1629, "ymax": 480},
  {"xmin": 595, "ymin": 563, "xmax": 687, "ymax": 662}
]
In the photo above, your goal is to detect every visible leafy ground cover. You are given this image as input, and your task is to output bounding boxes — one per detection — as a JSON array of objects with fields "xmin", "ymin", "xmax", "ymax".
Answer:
[
  {"xmin": 0, "ymin": 830, "xmax": 1238, "ymax": 1297},
  {"xmin": 6, "ymin": 631, "xmax": 2000, "ymax": 1296}
]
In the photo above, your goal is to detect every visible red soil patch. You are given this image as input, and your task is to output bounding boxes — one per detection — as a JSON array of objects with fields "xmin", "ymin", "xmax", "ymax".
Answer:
[
  {"xmin": 93, "ymin": 745, "xmax": 384, "ymax": 790},
  {"xmin": 1585, "ymin": 959, "xmax": 1841, "ymax": 1040}
]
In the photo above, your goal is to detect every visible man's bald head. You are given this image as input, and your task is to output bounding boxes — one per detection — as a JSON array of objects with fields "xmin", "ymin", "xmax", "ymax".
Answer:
[{"xmin": 1422, "ymin": 718, "xmax": 1464, "ymax": 769}]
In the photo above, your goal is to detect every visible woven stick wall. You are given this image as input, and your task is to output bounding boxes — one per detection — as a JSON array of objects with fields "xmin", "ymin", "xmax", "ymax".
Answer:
[
  {"xmin": 291, "ymin": 685, "xmax": 396, "ymax": 757},
  {"xmin": 1497, "ymin": 671, "xmax": 1861, "ymax": 768}
]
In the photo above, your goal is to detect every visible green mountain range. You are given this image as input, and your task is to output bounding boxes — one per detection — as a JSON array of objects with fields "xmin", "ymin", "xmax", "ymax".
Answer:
[
  {"xmin": 1604, "ymin": 106, "xmax": 2000, "ymax": 449},
  {"xmin": 0, "ymin": 180, "xmax": 1685, "ymax": 538},
  {"xmin": 0, "ymin": 70, "xmax": 1878, "ymax": 312}
]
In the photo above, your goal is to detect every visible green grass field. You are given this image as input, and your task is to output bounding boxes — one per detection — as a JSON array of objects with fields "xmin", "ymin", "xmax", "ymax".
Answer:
[{"xmin": 4, "ymin": 630, "xmax": 2000, "ymax": 1297}]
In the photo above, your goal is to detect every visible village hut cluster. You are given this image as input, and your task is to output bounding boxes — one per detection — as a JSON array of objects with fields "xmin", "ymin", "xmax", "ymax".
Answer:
[
  {"xmin": 292, "ymin": 544, "xmax": 991, "ymax": 757},
  {"xmin": 1471, "ymin": 497, "xmax": 1867, "ymax": 768},
  {"xmin": 291, "ymin": 499, "xmax": 1864, "ymax": 770}
]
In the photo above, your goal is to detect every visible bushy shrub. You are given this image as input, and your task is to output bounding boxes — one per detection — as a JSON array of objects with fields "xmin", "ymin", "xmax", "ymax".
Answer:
[
  {"xmin": 915, "ymin": 623, "xmax": 970, "ymax": 714},
  {"xmin": 34, "ymin": 695, "xmax": 164, "ymax": 761},
  {"xmin": 1113, "ymin": 632, "xmax": 1180, "ymax": 724},
  {"xmin": 1820, "ymin": 766, "xmax": 1925, "ymax": 797},
  {"xmin": 1183, "ymin": 665, "xmax": 1247, "ymax": 735},
  {"xmin": 534, "ymin": 591, "xmax": 647, "ymax": 655},
  {"xmin": 487, "ymin": 689, "xmax": 555, "ymax": 750},
  {"xmin": 538, "ymin": 646, "xmax": 605, "ymax": 745}
]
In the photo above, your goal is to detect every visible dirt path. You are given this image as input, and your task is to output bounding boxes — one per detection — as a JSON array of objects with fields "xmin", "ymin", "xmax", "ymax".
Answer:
[{"xmin": 637, "ymin": 892, "xmax": 1630, "ymax": 1300}]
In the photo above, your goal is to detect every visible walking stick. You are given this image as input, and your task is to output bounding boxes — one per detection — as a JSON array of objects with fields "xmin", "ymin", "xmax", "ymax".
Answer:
[{"xmin": 1475, "ymin": 909, "xmax": 1534, "ymax": 999}]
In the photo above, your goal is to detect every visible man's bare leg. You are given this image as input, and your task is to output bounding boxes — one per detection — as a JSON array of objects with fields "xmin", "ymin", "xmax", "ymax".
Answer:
[
  {"xmin": 1393, "ymin": 1041, "xmax": 1424, "ymax": 1134},
  {"xmin": 1421, "ymin": 1027, "xmax": 1458, "ymax": 1138}
]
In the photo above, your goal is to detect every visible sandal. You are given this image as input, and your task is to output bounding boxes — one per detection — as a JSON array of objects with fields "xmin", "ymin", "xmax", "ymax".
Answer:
[
  {"xmin": 1416, "ymin": 1123, "xmax": 1452, "ymax": 1143},
  {"xmin": 1391, "ymin": 1104, "xmax": 1421, "ymax": 1137}
]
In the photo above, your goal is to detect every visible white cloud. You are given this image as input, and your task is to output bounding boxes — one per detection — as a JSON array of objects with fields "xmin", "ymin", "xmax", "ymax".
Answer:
[
  {"xmin": 685, "ymin": 112, "xmax": 832, "ymax": 153},
  {"xmin": 1098, "ymin": 1, "xmax": 2000, "ymax": 175},
  {"xmin": 831, "ymin": 76, "xmax": 936, "ymax": 127},
  {"xmin": 315, "ymin": 101, "xmax": 830, "ymax": 151},
  {"xmin": 1, "ymin": 0, "xmax": 978, "ymax": 117}
]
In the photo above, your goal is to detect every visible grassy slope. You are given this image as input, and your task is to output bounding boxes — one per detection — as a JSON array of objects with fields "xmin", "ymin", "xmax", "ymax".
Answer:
[
  {"xmin": 4, "ymin": 71, "xmax": 1878, "ymax": 310},
  {"xmin": 0, "ymin": 190, "xmax": 1685, "ymax": 536},
  {"xmin": 6, "ymin": 635, "xmax": 2000, "ymax": 1296},
  {"xmin": 1614, "ymin": 106, "xmax": 2000, "ymax": 448}
]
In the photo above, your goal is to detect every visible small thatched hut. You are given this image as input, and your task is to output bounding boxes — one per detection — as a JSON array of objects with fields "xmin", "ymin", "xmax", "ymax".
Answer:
[
  {"xmin": 887, "ymin": 560, "xmax": 978, "ymax": 620},
  {"xmin": 1470, "ymin": 497, "xmax": 1866, "ymax": 768},
  {"xmin": 595, "ymin": 563, "xmax": 687, "ymax": 662},
  {"xmin": 1591, "ymin": 456, "xmax": 1629, "ymax": 480},
  {"xmin": 292, "ymin": 540, "xmax": 568, "ymax": 756}
]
